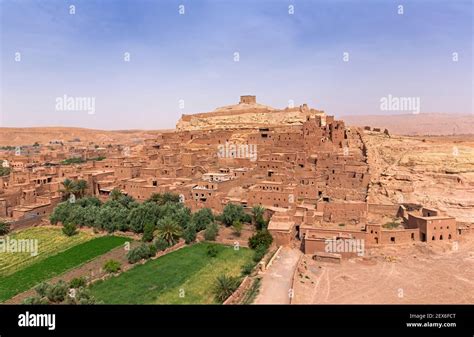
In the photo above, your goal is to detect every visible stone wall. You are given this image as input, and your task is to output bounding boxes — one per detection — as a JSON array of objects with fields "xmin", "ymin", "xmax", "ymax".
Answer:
[
  {"xmin": 223, "ymin": 276, "xmax": 253, "ymax": 305},
  {"xmin": 368, "ymin": 203, "xmax": 400, "ymax": 217}
]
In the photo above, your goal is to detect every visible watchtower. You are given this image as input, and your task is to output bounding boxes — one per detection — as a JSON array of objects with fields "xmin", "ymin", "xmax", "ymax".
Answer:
[{"xmin": 239, "ymin": 95, "xmax": 256, "ymax": 104}]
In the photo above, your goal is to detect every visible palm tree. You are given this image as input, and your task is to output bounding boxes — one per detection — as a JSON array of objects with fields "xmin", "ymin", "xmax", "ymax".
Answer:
[
  {"xmin": 61, "ymin": 179, "xmax": 76, "ymax": 200},
  {"xmin": 75, "ymin": 179, "xmax": 88, "ymax": 198},
  {"xmin": 154, "ymin": 216, "xmax": 182, "ymax": 245},
  {"xmin": 212, "ymin": 274, "xmax": 240, "ymax": 303},
  {"xmin": 0, "ymin": 221, "xmax": 10, "ymax": 235}
]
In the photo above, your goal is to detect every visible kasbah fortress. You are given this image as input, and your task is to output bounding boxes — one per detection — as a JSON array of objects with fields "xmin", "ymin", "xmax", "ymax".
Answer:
[{"xmin": 1, "ymin": 95, "xmax": 473, "ymax": 304}]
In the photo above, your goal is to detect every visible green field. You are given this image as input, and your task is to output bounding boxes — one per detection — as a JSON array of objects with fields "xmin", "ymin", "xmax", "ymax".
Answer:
[
  {"xmin": 0, "ymin": 235, "xmax": 129, "ymax": 302},
  {"xmin": 0, "ymin": 226, "xmax": 94, "ymax": 276},
  {"xmin": 89, "ymin": 243, "xmax": 253, "ymax": 304}
]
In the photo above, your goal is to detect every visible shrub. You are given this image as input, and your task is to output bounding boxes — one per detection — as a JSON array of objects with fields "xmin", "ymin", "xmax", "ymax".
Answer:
[
  {"xmin": 98, "ymin": 203, "xmax": 129, "ymax": 233},
  {"xmin": 23, "ymin": 296, "xmax": 48, "ymax": 305},
  {"xmin": 147, "ymin": 192, "xmax": 180, "ymax": 205},
  {"xmin": 126, "ymin": 245, "xmax": 146, "ymax": 264},
  {"xmin": 248, "ymin": 230, "xmax": 273, "ymax": 250},
  {"xmin": 252, "ymin": 245, "xmax": 268, "ymax": 263},
  {"xmin": 162, "ymin": 192, "xmax": 180, "ymax": 204},
  {"xmin": 221, "ymin": 203, "xmax": 247, "ymax": 227},
  {"xmin": 204, "ymin": 222, "xmax": 219, "ymax": 241},
  {"xmin": 252, "ymin": 205, "xmax": 266, "ymax": 230},
  {"xmin": 191, "ymin": 208, "xmax": 214, "ymax": 231},
  {"xmin": 153, "ymin": 238, "xmax": 170, "ymax": 252},
  {"xmin": 173, "ymin": 206, "xmax": 192, "ymax": 229},
  {"xmin": 0, "ymin": 166, "xmax": 11, "ymax": 177},
  {"xmin": 62, "ymin": 222, "xmax": 78, "ymax": 237},
  {"xmin": 241, "ymin": 213, "xmax": 252, "ymax": 223},
  {"xmin": 28, "ymin": 280, "xmax": 99, "ymax": 304},
  {"xmin": 212, "ymin": 274, "xmax": 241, "ymax": 303},
  {"xmin": 0, "ymin": 221, "xmax": 10, "ymax": 235},
  {"xmin": 206, "ymin": 245, "xmax": 218, "ymax": 257},
  {"xmin": 383, "ymin": 221, "xmax": 399, "ymax": 229},
  {"xmin": 232, "ymin": 220, "xmax": 243, "ymax": 236},
  {"xmin": 109, "ymin": 188, "xmax": 122, "ymax": 201},
  {"xmin": 69, "ymin": 276, "xmax": 87, "ymax": 289},
  {"xmin": 183, "ymin": 224, "xmax": 197, "ymax": 244},
  {"xmin": 76, "ymin": 196, "xmax": 102, "ymax": 208},
  {"xmin": 74, "ymin": 288, "xmax": 99, "ymax": 304},
  {"xmin": 34, "ymin": 282, "xmax": 50, "ymax": 298},
  {"xmin": 148, "ymin": 243, "xmax": 157, "ymax": 257},
  {"xmin": 241, "ymin": 262, "xmax": 256, "ymax": 276},
  {"xmin": 50, "ymin": 202, "xmax": 73, "ymax": 225},
  {"xmin": 126, "ymin": 244, "xmax": 154, "ymax": 264},
  {"xmin": 103, "ymin": 259, "xmax": 121, "ymax": 274},
  {"xmin": 46, "ymin": 280, "xmax": 69, "ymax": 303},
  {"xmin": 128, "ymin": 202, "xmax": 159, "ymax": 233},
  {"xmin": 67, "ymin": 206, "xmax": 87, "ymax": 227},
  {"xmin": 142, "ymin": 222, "xmax": 155, "ymax": 242}
]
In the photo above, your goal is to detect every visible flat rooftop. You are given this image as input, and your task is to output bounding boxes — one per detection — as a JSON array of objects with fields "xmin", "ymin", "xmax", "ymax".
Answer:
[{"xmin": 268, "ymin": 220, "xmax": 294, "ymax": 231}]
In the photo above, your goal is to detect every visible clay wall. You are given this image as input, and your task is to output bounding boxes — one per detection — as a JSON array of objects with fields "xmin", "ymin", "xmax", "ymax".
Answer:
[
  {"xmin": 12, "ymin": 203, "xmax": 54, "ymax": 219},
  {"xmin": 380, "ymin": 228, "xmax": 419, "ymax": 244},
  {"xmin": 319, "ymin": 202, "xmax": 368, "ymax": 223},
  {"xmin": 368, "ymin": 203, "xmax": 400, "ymax": 217},
  {"xmin": 269, "ymin": 229, "xmax": 294, "ymax": 246}
]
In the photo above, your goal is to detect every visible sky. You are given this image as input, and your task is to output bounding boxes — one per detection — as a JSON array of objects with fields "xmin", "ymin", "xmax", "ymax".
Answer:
[{"xmin": 0, "ymin": 0, "xmax": 472, "ymax": 129}]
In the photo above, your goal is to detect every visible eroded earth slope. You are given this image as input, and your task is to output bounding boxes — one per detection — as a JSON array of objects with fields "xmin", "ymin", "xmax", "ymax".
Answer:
[{"xmin": 363, "ymin": 132, "xmax": 474, "ymax": 223}]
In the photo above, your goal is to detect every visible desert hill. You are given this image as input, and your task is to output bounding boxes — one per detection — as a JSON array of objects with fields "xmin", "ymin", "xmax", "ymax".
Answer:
[
  {"xmin": 340, "ymin": 113, "xmax": 474, "ymax": 136},
  {"xmin": 176, "ymin": 96, "xmax": 324, "ymax": 131},
  {"xmin": 0, "ymin": 127, "xmax": 171, "ymax": 147}
]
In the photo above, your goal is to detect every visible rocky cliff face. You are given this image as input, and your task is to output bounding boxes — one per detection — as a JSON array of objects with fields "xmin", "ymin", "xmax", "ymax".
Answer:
[{"xmin": 363, "ymin": 131, "xmax": 474, "ymax": 223}]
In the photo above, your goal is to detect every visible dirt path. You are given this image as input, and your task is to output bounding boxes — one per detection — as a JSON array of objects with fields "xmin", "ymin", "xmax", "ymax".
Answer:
[
  {"xmin": 254, "ymin": 247, "xmax": 302, "ymax": 304},
  {"xmin": 6, "ymin": 241, "xmax": 141, "ymax": 304}
]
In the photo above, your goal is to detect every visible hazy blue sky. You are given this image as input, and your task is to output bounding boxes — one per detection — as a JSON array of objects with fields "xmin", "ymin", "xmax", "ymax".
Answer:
[{"xmin": 1, "ymin": 0, "xmax": 472, "ymax": 129}]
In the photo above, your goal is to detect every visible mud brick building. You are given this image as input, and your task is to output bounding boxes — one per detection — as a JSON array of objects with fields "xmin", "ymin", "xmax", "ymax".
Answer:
[{"xmin": 0, "ymin": 96, "xmax": 468, "ymax": 257}]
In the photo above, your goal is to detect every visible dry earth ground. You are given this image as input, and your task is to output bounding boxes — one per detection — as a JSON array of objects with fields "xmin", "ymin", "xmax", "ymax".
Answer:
[{"xmin": 292, "ymin": 234, "xmax": 474, "ymax": 304}]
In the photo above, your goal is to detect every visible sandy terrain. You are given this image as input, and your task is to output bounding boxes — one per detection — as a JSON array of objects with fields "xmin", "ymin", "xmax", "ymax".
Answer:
[
  {"xmin": 214, "ymin": 224, "xmax": 255, "ymax": 248},
  {"xmin": 292, "ymin": 234, "xmax": 474, "ymax": 304}
]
